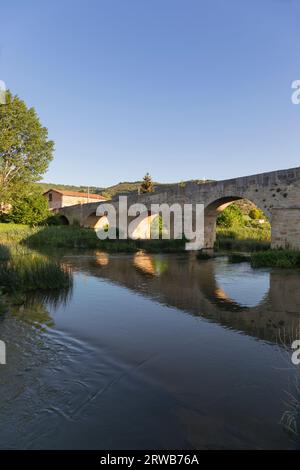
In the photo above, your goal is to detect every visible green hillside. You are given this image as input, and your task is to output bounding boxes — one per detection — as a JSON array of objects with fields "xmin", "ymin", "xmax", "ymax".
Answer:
[
  {"xmin": 37, "ymin": 178, "xmax": 212, "ymax": 199},
  {"xmin": 38, "ymin": 181, "xmax": 150, "ymax": 198},
  {"xmin": 37, "ymin": 182, "xmax": 104, "ymax": 195}
]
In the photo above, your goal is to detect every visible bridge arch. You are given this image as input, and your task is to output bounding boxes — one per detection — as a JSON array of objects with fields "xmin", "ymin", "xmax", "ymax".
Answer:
[
  {"xmin": 82, "ymin": 211, "xmax": 109, "ymax": 230},
  {"xmin": 128, "ymin": 210, "xmax": 158, "ymax": 239},
  {"xmin": 57, "ymin": 214, "xmax": 70, "ymax": 225},
  {"xmin": 204, "ymin": 195, "xmax": 270, "ymax": 249}
]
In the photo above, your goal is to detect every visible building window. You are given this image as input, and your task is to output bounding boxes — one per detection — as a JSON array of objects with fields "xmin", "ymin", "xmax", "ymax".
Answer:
[{"xmin": 49, "ymin": 193, "xmax": 53, "ymax": 202}]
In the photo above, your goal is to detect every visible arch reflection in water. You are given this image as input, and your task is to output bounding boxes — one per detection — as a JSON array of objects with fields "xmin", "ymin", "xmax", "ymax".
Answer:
[
  {"xmin": 68, "ymin": 252, "xmax": 300, "ymax": 344},
  {"xmin": 213, "ymin": 258, "xmax": 270, "ymax": 308},
  {"xmin": 133, "ymin": 252, "xmax": 169, "ymax": 276},
  {"xmin": 95, "ymin": 251, "xmax": 110, "ymax": 266}
]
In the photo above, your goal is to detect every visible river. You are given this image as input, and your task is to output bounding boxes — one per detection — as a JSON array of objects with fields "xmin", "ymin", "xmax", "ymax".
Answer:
[{"xmin": 0, "ymin": 251, "xmax": 299, "ymax": 449}]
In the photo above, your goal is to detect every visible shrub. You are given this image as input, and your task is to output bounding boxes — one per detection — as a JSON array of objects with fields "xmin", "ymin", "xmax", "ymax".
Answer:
[
  {"xmin": 6, "ymin": 190, "xmax": 50, "ymax": 226},
  {"xmin": 249, "ymin": 208, "xmax": 264, "ymax": 220},
  {"xmin": 217, "ymin": 204, "xmax": 244, "ymax": 228}
]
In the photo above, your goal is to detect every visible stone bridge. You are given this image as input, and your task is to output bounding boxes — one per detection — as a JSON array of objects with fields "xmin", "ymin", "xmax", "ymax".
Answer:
[{"xmin": 58, "ymin": 166, "xmax": 300, "ymax": 249}]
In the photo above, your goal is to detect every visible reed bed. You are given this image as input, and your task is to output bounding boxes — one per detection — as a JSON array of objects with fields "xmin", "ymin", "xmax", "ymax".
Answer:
[{"xmin": 0, "ymin": 243, "xmax": 73, "ymax": 294}]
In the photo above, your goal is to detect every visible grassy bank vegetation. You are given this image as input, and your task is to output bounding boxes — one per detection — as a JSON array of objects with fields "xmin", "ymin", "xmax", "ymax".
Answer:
[
  {"xmin": 0, "ymin": 199, "xmax": 272, "ymax": 254},
  {"xmin": 215, "ymin": 203, "xmax": 271, "ymax": 252},
  {"xmin": 250, "ymin": 250, "xmax": 300, "ymax": 269},
  {"xmin": 0, "ymin": 223, "xmax": 187, "ymax": 253},
  {"xmin": 0, "ymin": 243, "xmax": 72, "ymax": 309},
  {"xmin": 216, "ymin": 226, "xmax": 271, "ymax": 252},
  {"xmin": 1, "ymin": 223, "xmax": 300, "ymax": 269},
  {"xmin": 0, "ymin": 223, "xmax": 34, "ymax": 244},
  {"xmin": 200, "ymin": 246, "xmax": 300, "ymax": 269}
]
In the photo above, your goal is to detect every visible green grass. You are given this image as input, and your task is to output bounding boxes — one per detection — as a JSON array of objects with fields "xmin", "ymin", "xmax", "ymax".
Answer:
[
  {"xmin": 1, "ymin": 222, "xmax": 270, "ymax": 254},
  {"xmin": 0, "ymin": 224, "xmax": 187, "ymax": 253},
  {"xmin": 22, "ymin": 225, "xmax": 187, "ymax": 253},
  {"xmin": 0, "ymin": 222, "xmax": 275, "ymax": 257},
  {"xmin": 1, "ymin": 224, "xmax": 300, "ymax": 270},
  {"xmin": 250, "ymin": 250, "xmax": 300, "ymax": 268},
  {"xmin": 0, "ymin": 244, "xmax": 10, "ymax": 261},
  {"xmin": 0, "ymin": 243, "xmax": 73, "ymax": 294},
  {"xmin": 0, "ymin": 223, "xmax": 35, "ymax": 244},
  {"xmin": 216, "ymin": 225, "xmax": 271, "ymax": 252},
  {"xmin": 217, "ymin": 224, "xmax": 271, "ymax": 240},
  {"xmin": 26, "ymin": 225, "xmax": 101, "ymax": 249}
]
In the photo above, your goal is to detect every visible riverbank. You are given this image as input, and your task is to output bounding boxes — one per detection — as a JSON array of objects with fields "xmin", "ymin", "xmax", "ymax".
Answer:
[
  {"xmin": 0, "ymin": 223, "xmax": 271, "ymax": 253},
  {"xmin": 200, "ymin": 247, "xmax": 300, "ymax": 269},
  {"xmin": 250, "ymin": 250, "xmax": 300, "ymax": 268},
  {"xmin": 1, "ymin": 223, "xmax": 299, "ymax": 268},
  {"xmin": 0, "ymin": 243, "xmax": 73, "ymax": 314},
  {"xmin": 224, "ymin": 249, "xmax": 300, "ymax": 268},
  {"xmin": 0, "ymin": 223, "xmax": 187, "ymax": 253}
]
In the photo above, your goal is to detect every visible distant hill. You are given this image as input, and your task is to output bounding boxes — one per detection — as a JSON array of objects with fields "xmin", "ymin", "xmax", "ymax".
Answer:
[
  {"xmin": 37, "ymin": 179, "xmax": 211, "ymax": 199},
  {"xmin": 100, "ymin": 181, "xmax": 148, "ymax": 198},
  {"xmin": 38, "ymin": 182, "xmax": 105, "ymax": 196},
  {"xmin": 37, "ymin": 181, "xmax": 149, "ymax": 198}
]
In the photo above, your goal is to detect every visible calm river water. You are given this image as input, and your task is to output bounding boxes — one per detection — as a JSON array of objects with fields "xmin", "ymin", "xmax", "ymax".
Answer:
[{"xmin": 0, "ymin": 251, "xmax": 300, "ymax": 449}]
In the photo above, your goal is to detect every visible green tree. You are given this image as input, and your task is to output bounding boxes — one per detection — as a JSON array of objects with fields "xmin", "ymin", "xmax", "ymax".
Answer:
[
  {"xmin": 6, "ymin": 187, "xmax": 50, "ymax": 226},
  {"xmin": 217, "ymin": 204, "xmax": 244, "ymax": 228},
  {"xmin": 140, "ymin": 173, "xmax": 153, "ymax": 193},
  {"xmin": 0, "ymin": 91, "xmax": 54, "ymax": 205}
]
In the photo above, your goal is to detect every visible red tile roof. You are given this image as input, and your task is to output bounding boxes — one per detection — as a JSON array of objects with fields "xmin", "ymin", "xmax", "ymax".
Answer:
[{"xmin": 43, "ymin": 189, "xmax": 106, "ymax": 200}]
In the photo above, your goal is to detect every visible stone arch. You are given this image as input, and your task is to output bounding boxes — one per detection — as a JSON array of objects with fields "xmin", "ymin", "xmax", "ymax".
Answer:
[
  {"xmin": 82, "ymin": 211, "xmax": 109, "ymax": 230},
  {"xmin": 57, "ymin": 214, "xmax": 70, "ymax": 225},
  {"xmin": 204, "ymin": 195, "xmax": 270, "ymax": 248}
]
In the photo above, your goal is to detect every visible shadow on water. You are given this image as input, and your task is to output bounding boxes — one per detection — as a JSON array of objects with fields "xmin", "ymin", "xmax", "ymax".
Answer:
[{"xmin": 62, "ymin": 250, "xmax": 300, "ymax": 345}]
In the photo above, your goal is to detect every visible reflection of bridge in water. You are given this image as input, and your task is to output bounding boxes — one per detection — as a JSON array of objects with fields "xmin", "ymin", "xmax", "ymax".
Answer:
[{"xmin": 65, "ymin": 253, "xmax": 300, "ymax": 344}]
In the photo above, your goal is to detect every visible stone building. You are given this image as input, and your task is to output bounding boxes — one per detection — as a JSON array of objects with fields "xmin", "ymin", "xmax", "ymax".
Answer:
[{"xmin": 43, "ymin": 189, "xmax": 106, "ymax": 210}]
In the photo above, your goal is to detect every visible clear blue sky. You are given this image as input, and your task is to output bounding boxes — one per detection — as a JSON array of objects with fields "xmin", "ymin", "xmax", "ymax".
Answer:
[{"xmin": 1, "ymin": 0, "xmax": 299, "ymax": 187}]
